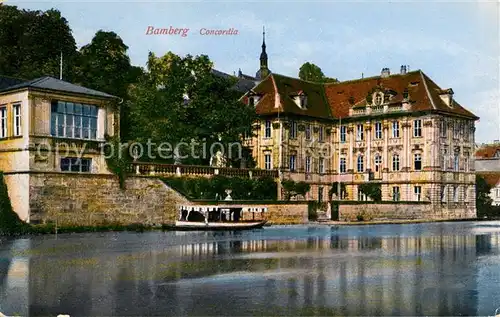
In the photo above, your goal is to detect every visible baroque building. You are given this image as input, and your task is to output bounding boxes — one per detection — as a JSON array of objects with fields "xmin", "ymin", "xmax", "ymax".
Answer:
[{"xmin": 242, "ymin": 66, "xmax": 478, "ymax": 215}]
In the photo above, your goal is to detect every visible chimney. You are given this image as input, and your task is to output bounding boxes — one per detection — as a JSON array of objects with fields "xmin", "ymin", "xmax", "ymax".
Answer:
[
  {"xmin": 400, "ymin": 65, "xmax": 407, "ymax": 75},
  {"xmin": 381, "ymin": 67, "xmax": 390, "ymax": 78}
]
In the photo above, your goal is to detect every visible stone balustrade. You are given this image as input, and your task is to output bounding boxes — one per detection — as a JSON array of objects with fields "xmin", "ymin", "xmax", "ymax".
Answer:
[{"xmin": 127, "ymin": 162, "xmax": 279, "ymax": 179}]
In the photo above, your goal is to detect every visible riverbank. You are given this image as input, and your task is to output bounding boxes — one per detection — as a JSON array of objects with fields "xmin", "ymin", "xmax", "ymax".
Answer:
[{"xmin": 316, "ymin": 217, "xmax": 485, "ymax": 226}]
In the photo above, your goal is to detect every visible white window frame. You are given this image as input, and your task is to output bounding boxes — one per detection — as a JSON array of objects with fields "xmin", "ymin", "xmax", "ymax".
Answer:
[
  {"xmin": 356, "ymin": 124, "xmax": 364, "ymax": 141},
  {"xmin": 0, "ymin": 106, "xmax": 6, "ymax": 138},
  {"xmin": 290, "ymin": 121, "xmax": 298, "ymax": 139},
  {"xmin": 454, "ymin": 154, "xmax": 459, "ymax": 171},
  {"xmin": 414, "ymin": 186, "xmax": 422, "ymax": 201},
  {"xmin": 440, "ymin": 119, "xmax": 447, "ymax": 137},
  {"xmin": 305, "ymin": 156, "xmax": 311, "ymax": 173},
  {"xmin": 339, "ymin": 157, "xmax": 346, "ymax": 173},
  {"xmin": 60, "ymin": 157, "xmax": 92, "ymax": 173},
  {"xmin": 392, "ymin": 154, "xmax": 400, "ymax": 171},
  {"xmin": 340, "ymin": 125, "xmax": 346, "ymax": 143},
  {"xmin": 392, "ymin": 186, "xmax": 400, "ymax": 201},
  {"xmin": 375, "ymin": 122, "xmax": 382, "ymax": 139},
  {"xmin": 357, "ymin": 155, "xmax": 364, "ymax": 172},
  {"xmin": 392, "ymin": 121, "xmax": 400, "ymax": 138},
  {"xmin": 413, "ymin": 119, "xmax": 422, "ymax": 137},
  {"xmin": 13, "ymin": 104, "xmax": 21, "ymax": 137},
  {"xmin": 289, "ymin": 154, "xmax": 296, "ymax": 171},
  {"xmin": 374, "ymin": 154, "xmax": 382, "ymax": 172},
  {"xmin": 264, "ymin": 154, "xmax": 272, "ymax": 170},
  {"xmin": 414, "ymin": 153, "xmax": 422, "ymax": 171},
  {"xmin": 319, "ymin": 157, "xmax": 325, "ymax": 174},
  {"xmin": 264, "ymin": 120, "xmax": 272, "ymax": 138},
  {"xmin": 453, "ymin": 186, "xmax": 459, "ymax": 203}
]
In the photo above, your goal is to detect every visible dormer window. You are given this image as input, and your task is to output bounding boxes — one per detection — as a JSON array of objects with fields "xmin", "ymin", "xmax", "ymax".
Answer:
[
  {"xmin": 247, "ymin": 93, "xmax": 260, "ymax": 106},
  {"xmin": 300, "ymin": 95, "xmax": 307, "ymax": 108},
  {"xmin": 292, "ymin": 91, "xmax": 307, "ymax": 109},
  {"xmin": 403, "ymin": 88, "xmax": 409, "ymax": 100},
  {"xmin": 439, "ymin": 88, "xmax": 454, "ymax": 107},
  {"xmin": 374, "ymin": 93, "xmax": 383, "ymax": 105},
  {"xmin": 248, "ymin": 97, "xmax": 254, "ymax": 106}
]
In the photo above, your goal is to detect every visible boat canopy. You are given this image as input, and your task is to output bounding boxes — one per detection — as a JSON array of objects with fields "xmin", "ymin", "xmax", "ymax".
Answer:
[{"xmin": 178, "ymin": 205, "xmax": 268, "ymax": 213}]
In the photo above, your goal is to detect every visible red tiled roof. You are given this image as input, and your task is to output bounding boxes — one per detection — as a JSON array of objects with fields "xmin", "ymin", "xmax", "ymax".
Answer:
[
  {"xmin": 477, "ymin": 172, "xmax": 500, "ymax": 188},
  {"xmin": 475, "ymin": 145, "xmax": 500, "ymax": 158},
  {"xmin": 246, "ymin": 70, "xmax": 478, "ymax": 121}
]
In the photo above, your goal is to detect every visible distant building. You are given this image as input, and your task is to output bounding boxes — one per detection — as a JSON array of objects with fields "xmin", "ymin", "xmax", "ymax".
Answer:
[
  {"xmin": 476, "ymin": 172, "xmax": 500, "ymax": 206},
  {"xmin": 241, "ymin": 64, "xmax": 479, "ymax": 217},
  {"xmin": 0, "ymin": 75, "xmax": 119, "ymax": 221},
  {"xmin": 475, "ymin": 143, "xmax": 500, "ymax": 172}
]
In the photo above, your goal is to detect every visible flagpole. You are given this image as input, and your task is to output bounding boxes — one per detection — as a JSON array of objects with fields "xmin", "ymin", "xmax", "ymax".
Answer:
[{"xmin": 59, "ymin": 51, "xmax": 63, "ymax": 80}]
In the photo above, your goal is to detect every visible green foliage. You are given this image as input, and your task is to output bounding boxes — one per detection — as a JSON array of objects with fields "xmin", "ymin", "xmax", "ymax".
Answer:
[
  {"xmin": 128, "ymin": 52, "xmax": 257, "ymax": 166},
  {"xmin": 282, "ymin": 180, "xmax": 311, "ymax": 200},
  {"xmin": 76, "ymin": 30, "xmax": 143, "ymax": 140},
  {"xmin": 476, "ymin": 174, "xmax": 496, "ymax": 218},
  {"xmin": 0, "ymin": 5, "xmax": 78, "ymax": 81},
  {"xmin": 358, "ymin": 183, "xmax": 382, "ymax": 202},
  {"xmin": 161, "ymin": 176, "xmax": 277, "ymax": 200},
  {"xmin": 103, "ymin": 135, "xmax": 131, "ymax": 189},
  {"xmin": 329, "ymin": 182, "xmax": 347, "ymax": 200},
  {"xmin": 0, "ymin": 172, "xmax": 30, "ymax": 235},
  {"xmin": 298, "ymin": 62, "xmax": 338, "ymax": 83}
]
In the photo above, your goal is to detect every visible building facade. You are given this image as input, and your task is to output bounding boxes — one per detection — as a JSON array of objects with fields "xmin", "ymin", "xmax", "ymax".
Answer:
[
  {"xmin": 242, "ymin": 67, "xmax": 478, "ymax": 216},
  {"xmin": 0, "ymin": 76, "xmax": 119, "ymax": 221}
]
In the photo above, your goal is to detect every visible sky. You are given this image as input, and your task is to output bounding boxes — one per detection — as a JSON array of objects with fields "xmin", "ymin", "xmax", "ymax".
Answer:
[{"xmin": 9, "ymin": 0, "xmax": 500, "ymax": 144}]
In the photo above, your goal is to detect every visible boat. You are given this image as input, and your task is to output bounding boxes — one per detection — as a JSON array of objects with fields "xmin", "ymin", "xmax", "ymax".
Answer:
[{"xmin": 174, "ymin": 204, "xmax": 268, "ymax": 231}]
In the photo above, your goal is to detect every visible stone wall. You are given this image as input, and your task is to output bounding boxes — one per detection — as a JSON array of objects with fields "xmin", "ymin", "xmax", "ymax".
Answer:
[
  {"xmin": 265, "ymin": 203, "xmax": 309, "ymax": 224},
  {"xmin": 28, "ymin": 173, "xmax": 189, "ymax": 225},
  {"xmin": 338, "ymin": 203, "xmax": 476, "ymax": 222}
]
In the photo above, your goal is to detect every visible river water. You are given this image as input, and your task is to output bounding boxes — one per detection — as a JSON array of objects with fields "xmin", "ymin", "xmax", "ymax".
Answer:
[{"xmin": 0, "ymin": 221, "xmax": 499, "ymax": 316}]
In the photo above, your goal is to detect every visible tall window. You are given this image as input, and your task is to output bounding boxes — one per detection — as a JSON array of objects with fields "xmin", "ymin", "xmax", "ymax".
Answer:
[
  {"xmin": 264, "ymin": 154, "xmax": 272, "ymax": 170},
  {"xmin": 358, "ymin": 188, "xmax": 367, "ymax": 201},
  {"xmin": 318, "ymin": 187, "xmax": 324, "ymax": 203},
  {"xmin": 375, "ymin": 122, "xmax": 382, "ymax": 139},
  {"xmin": 414, "ymin": 153, "xmax": 422, "ymax": 170},
  {"xmin": 464, "ymin": 122, "xmax": 469, "ymax": 141},
  {"xmin": 454, "ymin": 154, "xmax": 459, "ymax": 171},
  {"xmin": 264, "ymin": 120, "xmax": 272, "ymax": 138},
  {"xmin": 441, "ymin": 185, "xmax": 447, "ymax": 202},
  {"xmin": 339, "ymin": 157, "xmax": 346, "ymax": 173},
  {"xmin": 414, "ymin": 186, "xmax": 422, "ymax": 201},
  {"xmin": 392, "ymin": 187, "xmax": 400, "ymax": 201},
  {"xmin": 453, "ymin": 186, "xmax": 459, "ymax": 203},
  {"xmin": 305, "ymin": 156, "xmax": 311, "ymax": 173},
  {"xmin": 289, "ymin": 155, "xmax": 296, "ymax": 171},
  {"xmin": 60, "ymin": 157, "xmax": 92, "ymax": 173},
  {"xmin": 413, "ymin": 119, "xmax": 422, "ymax": 137},
  {"xmin": 290, "ymin": 121, "xmax": 298, "ymax": 139},
  {"xmin": 318, "ymin": 126, "xmax": 324, "ymax": 142},
  {"xmin": 440, "ymin": 119, "xmax": 447, "ymax": 137},
  {"xmin": 356, "ymin": 124, "xmax": 364, "ymax": 141},
  {"xmin": 392, "ymin": 154, "xmax": 400, "ymax": 171},
  {"xmin": 357, "ymin": 155, "xmax": 364, "ymax": 172},
  {"xmin": 51, "ymin": 101, "xmax": 97, "ymax": 139},
  {"xmin": 13, "ymin": 104, "xmax": 22, "ymax": 137},
  {"xmin": 0, "ymin": 106, "xmax": 6, "ymax": 138},
  {"xmin": 464, "ymin": 154, "xmax": 469, "ymax": 172},
  {"xmin": 305, "ymin": 124, "xmax": 311, "ymax": 140},
  {"xmin": 442, "ymin": 150, "xmax": 448, "ymax": 170},
  {"xmin": 392, "ymin": 121, "xmax": 400, "ymax": 138},
  {"xmin": 340, "ymin": 125, "xmax": 346, "ymax": 143},
  {"xmin": 319, "ymin": 157, "xmax": 325, "ymax": 174},
  {"xmin": 374, "ymin": 154, "xmax": 382, "ymax": 172}
]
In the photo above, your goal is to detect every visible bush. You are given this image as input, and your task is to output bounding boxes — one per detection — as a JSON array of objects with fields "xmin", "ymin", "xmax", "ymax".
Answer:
[
  {"xmin": 0, "ymin": 172, "xmax": 30, "ymax": 235},
  {"xmin": 282, "ymin": 180, "xmax": 310, "ymax": 200},
  {"xmin": 161, "ymin": 175, "xmax": 278, "ymax": 200},
  {"xmin": 358, "ymin": 183, "xmax": 382, "ymax": 202}
]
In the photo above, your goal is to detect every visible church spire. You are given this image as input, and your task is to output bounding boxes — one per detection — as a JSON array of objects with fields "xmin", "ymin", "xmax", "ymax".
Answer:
[{"xmin": 256, "ymin": 26, "xmax": 270, "ymax": 80}]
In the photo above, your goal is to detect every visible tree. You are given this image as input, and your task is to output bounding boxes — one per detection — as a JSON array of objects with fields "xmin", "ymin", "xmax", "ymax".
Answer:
[
  {"xmin": 298, "ymin": 62, "xmax": 338, "ymax": 83},
  {"xmin": 127, "ymin": 52, "xmax": 257, "ymax": 165},
  {"xmin": 359, "ymin": 183, "xmax": 382, "ymax": 202},
  {"xmin": 329, "ymin": 182, "xmax": 347, "ymax": 200},
  {"xmin": 0, "ymin": 5, "xmax": 78, "ymax": 81},
  {"xmin": 476, "ymin": 174, "xmax": 493, "ymax": 217},
  {"xmin": 76, "ymin": 30, "xmax": 143, "ymax": 140},
  {"xmin": 282, "ymin": 180, "xmax": 310, "ymax": 200}
]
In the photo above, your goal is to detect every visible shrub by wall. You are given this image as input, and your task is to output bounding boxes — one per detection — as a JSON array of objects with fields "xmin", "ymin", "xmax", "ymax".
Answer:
[
  {"xmin": 0, "ymin": 172, "xmax": 29, "ymax": 235},
  {"xmin": 161, "ymin": 175, "xmax": 277, "ymax": 200}
]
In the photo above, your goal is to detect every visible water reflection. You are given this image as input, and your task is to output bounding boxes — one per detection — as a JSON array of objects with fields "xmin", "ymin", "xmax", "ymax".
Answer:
[{"xmin": 0, "ymin": 223, "xmax": 499, "ymax": 316}]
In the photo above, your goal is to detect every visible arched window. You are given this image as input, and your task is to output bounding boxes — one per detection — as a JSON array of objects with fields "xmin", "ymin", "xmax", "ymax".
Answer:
[{"xmin": 357, "ymin": 155, "xmax": 364, "ymax": 172}]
